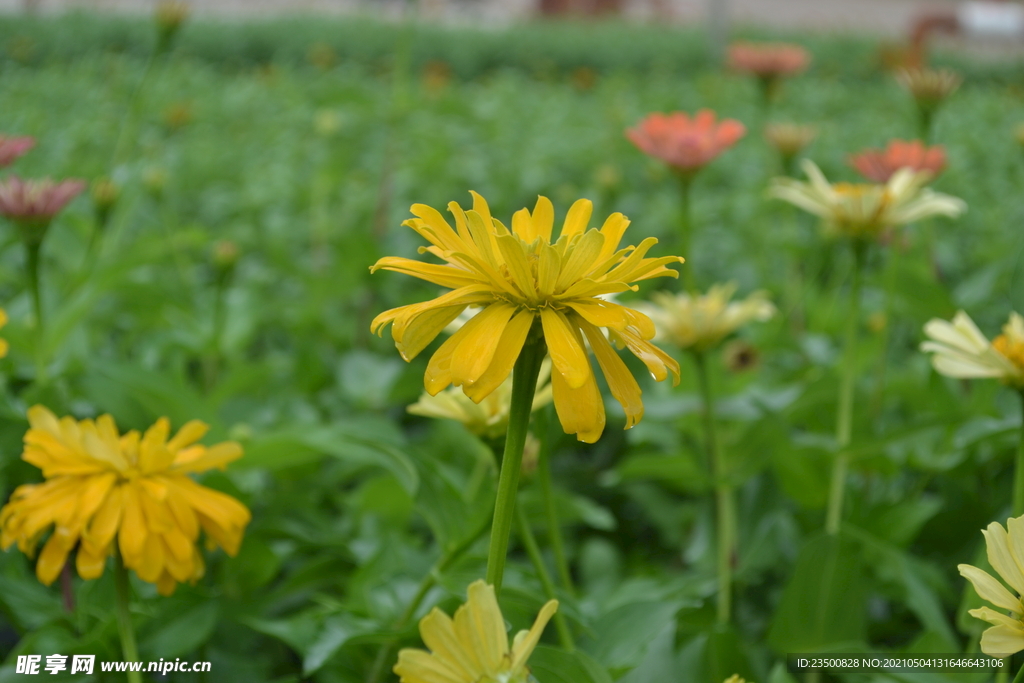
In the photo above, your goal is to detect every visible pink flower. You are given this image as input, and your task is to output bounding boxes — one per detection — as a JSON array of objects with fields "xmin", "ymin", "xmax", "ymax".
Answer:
[
  {"xmin": 848, "ymin": 139, "xmax": 947, "ymax": 183},
  {"xmin": 0, "ymin": 136, "xmax": 35, "ymax": 168},
  {"xmin": 0, "ymin": 176, "xmax": 86, "ymax": 225},
  {"xmin": 626, "ymin": 110, "xmax": 746, "ymax": 173},
  {"xmin": 728, "ymin": 42, "xmax": 810, "ymax": 78}
]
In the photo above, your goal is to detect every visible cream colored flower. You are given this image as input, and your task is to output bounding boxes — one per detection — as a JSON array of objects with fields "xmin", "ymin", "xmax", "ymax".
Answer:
[
  {"xmin": 635, "ymin": 283, "xmax": 775, "ymax": 352},
  {"xmin": 921, "ymin": 311, "xmax": 1024, "ymax": 389},
  {"xmin": 959, "ymin": 517, "xmax": 1024, "ymax": 656},
  {"xmin": 769, "ymin": 160, "xmax": 965, "ymax": 239},
  {"xmin": 408, "ymin": 361, "xmax": 553, "ymax": 439},
  {"xmin": 394, "ymin": 580, "xmax": 557, "ymax": 683}
]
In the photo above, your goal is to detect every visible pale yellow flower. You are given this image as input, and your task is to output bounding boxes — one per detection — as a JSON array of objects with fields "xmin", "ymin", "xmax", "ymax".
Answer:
[
  {"xmin": 635, "ymin": 283, "xmax": 775, "ymax": 352},
  {"xmin": 959, "ymin": 517, "xmax": 1024, "ymax": 656},
  {"xmin": 769, "ymin": 160, "xmax": 965, "ymax": 239},
  {"xmin": 723, "ymin": 676, "xmax": 750, "ymax": 683},
  {"xmin": 921, "ymin": 311, "xmax": 1024, "ymax": 389},
  {"xmin": 394, "ymin": 579, "xmax": 557, "ymax": 683},
  {"xmin": 408, "ymin": 361, "xmax": 553, "ymax": 439}
]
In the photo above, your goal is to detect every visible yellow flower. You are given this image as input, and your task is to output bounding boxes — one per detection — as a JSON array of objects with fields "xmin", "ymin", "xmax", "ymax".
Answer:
[
  {"xmin": 895, "ymin": 67, "xmax": 962, "ymax": 108},
  {"xmin": 0, "ymin": 406, "xmax": 250, "ymax": 596},
  {"xmin": 959, "ymin": 517, "xmax": 1024, "ymax": 656},
  {"xmin": 636, "ymin": 283, "xmax": 775, "ymax": 352},
  {"xmin": 371, "ymin": 192, "xmax": 682, "ymax": 443},
  {"xmin": 0, "ymin": 308, "xmax": 8, "ymax": 358},
  {"xmin": 921, "ymin": 311, "xmax": 1024, "ymax": 389},
  {"xmin": 408, "ymin": 361, "xmax": 553, "ymax": 439},
  {"xmin": 723, "ymin": 676, "xmax": 750, "ymax": 683},
  {"xmin": 769, "ymin": 160, "xmax": 965, "ymax": 239},
  {"xmin": 394, "ymin": 579, "xmax": 557, "ymax": 683}
]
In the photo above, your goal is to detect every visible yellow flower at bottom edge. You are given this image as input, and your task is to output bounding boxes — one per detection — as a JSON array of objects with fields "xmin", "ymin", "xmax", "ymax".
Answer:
[
  {"xmin": 723, "ymin": 676, "xmax": 751, "ymax": 683},
  {"xmin": 371, "ymin": 192, "xmax": 682, "ymax": 443},
  {"xmin": 0, "ymin": 308, "xmax": 7, "ymax": 358},
  {"xmin": 959, "ymin": 516, "xmax": 1024, "ymax": 656},
  {"xmin": 0, "ymin": 406, "xmax": 251, "ymax": 596},
  {"xmin": 394, "ymin": 580, "xmax": 557, "ymax": 683}
]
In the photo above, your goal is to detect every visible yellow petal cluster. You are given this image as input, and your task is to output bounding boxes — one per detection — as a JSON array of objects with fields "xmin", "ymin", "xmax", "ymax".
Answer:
[
  {"xmin": 0, "ymin": 406, "xmax": 250, "ymax": 596},
  {"xmin": 371, "ymin": 192, "xmax": 682, "ymax": 443},
  {"xmin": 959, "ymin": 517, "xmax": 1024, "ymax": 656},
  {"xmin": 0, "ymin": 308, "xmax": 7, "ymax": 358},
  {"xmin": 921, "ymin": 311, "xmax": 1024, "ymax": 389},
  {"xmin": 394, "ymin": 580, "xmax": 557, "ymax": 683},
  {"xmin": 769, "ymin": 160, "xmax": 965, "ymax": 239},
  {"xmin": 636, "ymin": 283, "xmax": 775, "ymax": 352},
  {"xmin": 408, "ymin": 360, "xmax": 553, "ymax": 440}
]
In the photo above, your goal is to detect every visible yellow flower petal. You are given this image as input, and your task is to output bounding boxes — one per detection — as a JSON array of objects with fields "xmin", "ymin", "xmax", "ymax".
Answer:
[
  {"xmin": 960, "ymin": 563, "xmax": 1023, "ymax": 614},
  {"xmin": 451, "ymin": 303, "xmax": 518, "ymax": 387},
  {"xmin": 464, "ymin": 308, "xmax": 536, "ymax": 403},
  {"xmin": 541, "ymin": 308, "xmax": 591, "ymax": 389}
]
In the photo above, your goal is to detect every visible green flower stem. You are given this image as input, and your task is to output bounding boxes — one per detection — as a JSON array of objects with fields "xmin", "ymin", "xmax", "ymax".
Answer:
[
  {"xmin": 1012, "ymin": 662, "xmax": 1024, "ymax": 683},
  {"xmin": 825, "ymin": 241, "xmax": 865, "ymax": 535},
  {"xmin": 677, "ymin": 173, "xmax": 696, "ymax": 293},
  {"xmin": 537, "ymin": 408, "xmax": 576, "ymax": 598},
  {"xmin": 516, "ymin": 503, "xmax": 575, "ymax": 651},
  {"xmin": 24, "ymin": 239, "xmax": 49, "ymax": 383},
  {"xmin": 1014, "ymin": 391, "xmax": 1024, "ymax": 517},
  {"xmin": 693, "ymin": 350, "xmax": 734, "ymax": 625},
  {"xmin": 486, "ymin": 334, "xmax": 546, "ymax": 594},
  {"xmin": 870, "ymin": 240, "xmax": 902, "ymax": 417},
  {"xmin": 917, "ymin": 105, "xmax": 934, "ymax": 144},
  {"xmin": 367, "ymin": 516, "xmax": 490, "ymax": 683},
  {"xmin": 114, "ymin": 552, "xmax": 142, "ymax": 683}
]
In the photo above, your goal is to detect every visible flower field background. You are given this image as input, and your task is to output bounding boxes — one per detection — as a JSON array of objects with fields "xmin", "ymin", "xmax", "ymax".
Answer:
[{"xmin": 1, "ymin": 11, "xmax": 1024, "ymax": 683}]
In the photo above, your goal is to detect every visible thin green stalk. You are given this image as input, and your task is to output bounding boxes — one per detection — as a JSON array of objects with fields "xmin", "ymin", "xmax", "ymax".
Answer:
[
  {"xmin": 516, "ymin": 503, "xmax": 574, "ymax": 651},
  {"xmin": 1014, "ymin": 391, "xmax": 1024, "ymax": 517},
  {"xmin": 537, "ymin": 408, "xmax": 575, "ymax": 598},
  {"xmin": 486, "ymin": 334, "xmax": 546, "ymax": 594},
  {"xmin": 677, "ymin": 173, "xmax": 696, "ymax": 293},
  {"xmin": 917, "ymin": 105, "xmax": 934, "ymax": 144},
  {"xmin": 366, "ymin": 517, "xmax": 490, "ymax": 683},
  {"xmin": 24, "ymin": 239, "xmax": 48, "ymax": 383},
  {"xmin": 1012, "ymin": 662, "xmax": 1024, "ymax": 683},
  {"xmin": 693, "ymin": 351, "xmax": 734, "ymax": 625},
  {"xmin": 870, "ymin": 243, "xmax": 901, "ymax": 417},
  {"xmin": 114, "ymin": 553, "xmax": 142, "ymax": 683},
  {"xmin": 825, "ymin": 241, "xmax": 865, "ymax": 535}
]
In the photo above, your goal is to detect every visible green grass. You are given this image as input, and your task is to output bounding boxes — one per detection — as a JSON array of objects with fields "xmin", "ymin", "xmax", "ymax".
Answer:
[{"xmin": 0, "ymin": 13, "xmax": 1022, "ymax": 683}]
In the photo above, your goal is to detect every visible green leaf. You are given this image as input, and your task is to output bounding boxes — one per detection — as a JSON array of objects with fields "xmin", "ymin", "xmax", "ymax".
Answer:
[
  {"xmin": 302, "ymin": 614, "xmax": 379, "ymax": 675},
  {"xmin": 240, "ymin": 420, "xmax": 418, "ymax": 493},
  {"xmin": 582, "ymin": 600, "xmax": 685, "ymax": 670},
  {"xmin": 614, "ymin": 452, "xmax": 709, "ymax": 494},
  {"xmin": 140, "ymin": 600, "xmax": 220, "ymax": 659},
  {"xmin": 530, "ymin": 645, "xmax": 614, "ymax": 683},
  {"xmin": 618, "ymin": 621, "xmax": 676, "ymax": 683},
  {"xmin": 768, "ymin": 532, "xmax": 867, "ymax": 653}
]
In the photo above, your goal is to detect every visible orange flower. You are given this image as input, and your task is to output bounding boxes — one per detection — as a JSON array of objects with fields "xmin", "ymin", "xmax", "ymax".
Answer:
[
  {"xmin": 626, "ymin": 110, "xmax": 746, "ymax": 174},
  {"xmin": 728, "ymin": 42, "xmax": 810, "ymax": 78},
  {"xmin": 849, "ymin": 139, "xmax": 947, "ymax": 183}
]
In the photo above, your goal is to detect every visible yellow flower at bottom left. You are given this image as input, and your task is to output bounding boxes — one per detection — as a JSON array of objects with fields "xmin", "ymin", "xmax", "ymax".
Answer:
[{"xmin": 0, "ymin": 406, "xmax": 251, "ymax": 595}]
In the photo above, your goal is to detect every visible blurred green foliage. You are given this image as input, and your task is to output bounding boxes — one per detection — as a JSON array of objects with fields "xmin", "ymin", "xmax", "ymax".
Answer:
[{"xmin": 0, "ymin": 11, "xmax": 1022, "ymax": 683}]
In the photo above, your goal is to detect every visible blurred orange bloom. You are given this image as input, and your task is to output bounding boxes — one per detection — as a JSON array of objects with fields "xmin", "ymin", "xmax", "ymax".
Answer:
[
  {"xmin": 849, "ymin": 140, "xmax": 947, "ymax": 183},
  {"xmin": 728, "ymin": 41, "xmax": 810, "ymax": 78},
  {"xmin": 626, "ymin": 110, "xmax": 746, "ymax": 174},
  {"xmin": 0, "ymin": 136, "xmax": 35, "ymax": 168},
  {"xmin": 0, "ymin": 177, "xmax": 86, "ymax": 225}
]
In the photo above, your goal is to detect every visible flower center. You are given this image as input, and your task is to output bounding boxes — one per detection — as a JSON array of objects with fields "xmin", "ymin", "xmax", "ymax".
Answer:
[{"xmin": 994, "ymin": 334, "xmax": 1024, "ymax": 371}]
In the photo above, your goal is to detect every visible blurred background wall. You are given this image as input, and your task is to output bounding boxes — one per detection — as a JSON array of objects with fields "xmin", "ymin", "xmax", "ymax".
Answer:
[{"xmin": 0, "ymin": 0, "xmax": 964, "ymax": 36}]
